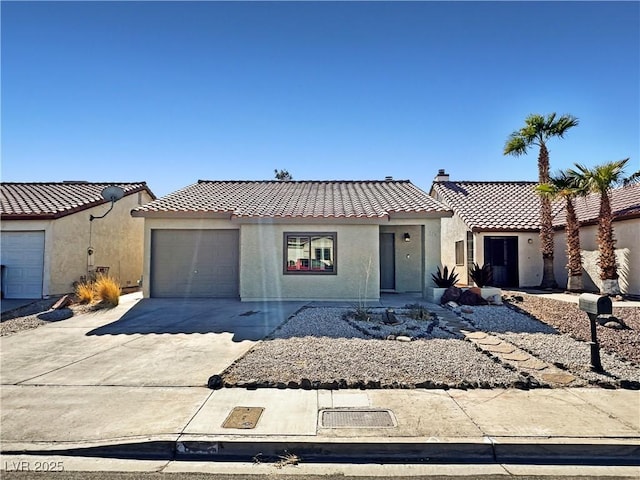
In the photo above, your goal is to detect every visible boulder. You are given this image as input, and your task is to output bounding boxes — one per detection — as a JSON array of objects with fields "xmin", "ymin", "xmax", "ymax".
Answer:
[
  {"xmin": 441, "ymin": 286, "xmax": 463, "ymax": 304},
  {"xmin": 604, "ymin": 321, "xmax": 625, "ymax": 330},
  {"xmin": 458, "ymin": 290, "xmax": 488, "ymax": 306},
  {"xmin": 207, "ymin": 375, "xmax": 223, "ymax": 390},
  {"xmin": 38, "ymin": 308, "xmax": 73, "ymax": 322}
]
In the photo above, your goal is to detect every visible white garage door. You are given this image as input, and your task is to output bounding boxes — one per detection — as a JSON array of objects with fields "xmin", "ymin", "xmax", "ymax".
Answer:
[
  {"xmin": 1, "ymin": 231, "xmax": 45, "ymax": 299},
  {"xmin": 150, "ymin": 229, "xmax": 239, "ymax": 298}
]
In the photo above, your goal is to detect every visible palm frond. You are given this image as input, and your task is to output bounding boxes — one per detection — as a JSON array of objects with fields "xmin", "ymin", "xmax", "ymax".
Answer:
[{"xmin": 623, "ymin": 170, "xmax": 640, "ymax": 186}]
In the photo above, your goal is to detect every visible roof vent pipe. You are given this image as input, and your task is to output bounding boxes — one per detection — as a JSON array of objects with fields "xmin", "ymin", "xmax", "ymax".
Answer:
[{"xmin": 384, "ymin": 176, "xmax": 393, "ymax": 181}]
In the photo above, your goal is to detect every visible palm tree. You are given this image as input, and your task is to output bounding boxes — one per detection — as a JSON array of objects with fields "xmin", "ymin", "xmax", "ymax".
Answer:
[
  {"xmin": 536, "ymin": 171, "xmax": 586, "ymax": 292},
  {"xmin": 568, "ymin": 158, "xmax": 630, "ymax": 295},
  {"xmin": 504, "ymin": 113, "xmax": 579, "ymax": 289}
]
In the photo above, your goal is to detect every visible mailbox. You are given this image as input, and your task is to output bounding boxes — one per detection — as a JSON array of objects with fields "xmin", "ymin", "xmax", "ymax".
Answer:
[{"xmin": 578, "ymin": 293, "xmax": 612, "ymax": 316}]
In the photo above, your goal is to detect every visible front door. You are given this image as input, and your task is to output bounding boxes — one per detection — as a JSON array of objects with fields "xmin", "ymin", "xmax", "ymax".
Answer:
[
  {"xmin": 380, "ymin": 233, "xmax": 395, "ymax": 290},
  {"xmin": 484, "ymin": 236, "xmax": 519, "ymax": 287}
]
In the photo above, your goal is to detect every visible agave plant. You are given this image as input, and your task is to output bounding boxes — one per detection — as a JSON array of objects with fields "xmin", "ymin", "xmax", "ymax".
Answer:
[
  {"xmin": 431, "ymin": 266, "xmax": 459, "ymax": 288},
  {"xmin": 470, "ymin": 263, "xmax": 494, "ymax": 288}
]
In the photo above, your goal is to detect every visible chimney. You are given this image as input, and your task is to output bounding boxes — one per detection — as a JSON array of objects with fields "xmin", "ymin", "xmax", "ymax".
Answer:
[{"xmin": 435, "ymin": 169, "xmax": 449, "ymax": 182}]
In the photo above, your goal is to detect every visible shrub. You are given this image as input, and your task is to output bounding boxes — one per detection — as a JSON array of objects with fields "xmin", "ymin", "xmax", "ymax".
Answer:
[
  {"xmin": 75, "ymin": 281, "xmax": 95, "ymax": 304},
  {"xmin": 431, "ymin": 266, "xmax": 459, "ymax": 287},
  {"xmin": 470, "ymin": 263, "xmax": 493, "ymax": 288},
  {"xmin": 94, "ymin": 274, "xmax": 122, "ymax": 307}
]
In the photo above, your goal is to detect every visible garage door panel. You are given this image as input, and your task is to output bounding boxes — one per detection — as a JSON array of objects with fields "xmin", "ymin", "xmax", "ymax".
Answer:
[
  {"xmin": 1, "ymin": 231, "xmax": 45, "ymax": 299},
  {"xmin": 151, "ymin": 229, "xmax": 239, "ymax": 298}
]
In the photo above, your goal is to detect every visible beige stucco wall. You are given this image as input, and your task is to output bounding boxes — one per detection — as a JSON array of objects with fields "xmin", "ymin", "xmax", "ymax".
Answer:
[
  {"xmin": 241, "ymin": 223, "xmax": 380, "ymax": 301},
  {"xmin": 140, "ymin": 217, "xmax": 443, "ymax": 301},
  {"xmin": 553, "ymin": 218, "xmax": 639, "ymax": 295},
  {"xmin": 439, "ymin": 214, "xmax": 470, "ymax": 285},
  {"xmin": 2, "ymin": 191, "xmax": 151, "ymax": 296}
]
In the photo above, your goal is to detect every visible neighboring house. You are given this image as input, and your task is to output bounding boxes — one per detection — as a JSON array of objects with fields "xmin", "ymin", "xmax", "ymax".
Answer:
[
  {"xmin": 553, "ymin": 183, "xmax": 640, "ymax": 296},
  {"xmin": 1, "ymin": 182, "xmax": 155, "ymax": 298},
  {"xmin": 131, "ymin": 179, "xmax": 452, "ymax": 301},
  {"xmin": 429, "ymin": 170, "xmax": 640, "ymax": 295},
  {"xmin": 429, "ymin": 170, "xmax": 558, "ymax": 288}
]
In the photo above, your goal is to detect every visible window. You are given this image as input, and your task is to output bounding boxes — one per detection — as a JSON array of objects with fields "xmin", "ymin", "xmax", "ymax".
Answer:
[
  {"xmin": 284, "ymin": 233, "xmax": 336, "ymax": 274},
  {"xmin": 455, "ymin": 240, "xmax": 464, "ymax": 266}
]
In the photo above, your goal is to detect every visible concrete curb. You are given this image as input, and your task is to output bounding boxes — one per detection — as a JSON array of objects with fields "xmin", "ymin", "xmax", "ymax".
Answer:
[{"xmin": 4, "ymin": 436, "xmax": 639, "ymax": 465}]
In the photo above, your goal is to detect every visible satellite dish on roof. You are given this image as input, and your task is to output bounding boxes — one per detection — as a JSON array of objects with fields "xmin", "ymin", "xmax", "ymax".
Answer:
[
  {"xmin": 100, "ymin": 186, "xmax": 125, "ymax": 203},
  {"xmin": 90, "ymin": 186, "xmax": 125, "ymax": 221}
]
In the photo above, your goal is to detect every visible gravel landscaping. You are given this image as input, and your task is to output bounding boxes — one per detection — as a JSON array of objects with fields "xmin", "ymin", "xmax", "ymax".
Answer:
[{"xmin": 220, "ymin": 294, "xmax": 640, "ymax": 390}]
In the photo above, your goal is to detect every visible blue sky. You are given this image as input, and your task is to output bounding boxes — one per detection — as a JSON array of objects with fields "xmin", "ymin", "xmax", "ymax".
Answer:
[{"xmin": 2, "ymin": 1, "xmax": 638, "ymax": 197}]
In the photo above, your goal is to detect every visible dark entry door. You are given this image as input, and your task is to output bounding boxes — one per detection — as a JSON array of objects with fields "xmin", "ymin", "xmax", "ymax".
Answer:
[
  {"xmin": 380, "ymin": 233, "xmax": 396, "ymax": 290},
  {"xmin": 484, "ymin": 236, "xmax": 519, "ymax": 287}
]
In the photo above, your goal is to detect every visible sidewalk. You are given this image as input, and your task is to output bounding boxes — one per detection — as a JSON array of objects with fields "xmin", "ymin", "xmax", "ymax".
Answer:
[{"xmin": 1, "ymin": 385, "xmax": 639, "ymax": 465}]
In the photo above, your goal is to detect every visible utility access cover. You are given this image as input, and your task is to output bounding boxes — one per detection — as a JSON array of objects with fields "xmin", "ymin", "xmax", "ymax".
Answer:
[
  {"xmin": 222, "ymin": 407, "xmax": 264, "ymax": 429},
  {"xmin": 320, "ymin": 409, "xmax": 396, "ymax": 428}
]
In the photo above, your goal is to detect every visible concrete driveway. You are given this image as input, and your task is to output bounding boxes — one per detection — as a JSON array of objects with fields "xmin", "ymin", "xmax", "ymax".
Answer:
[{"xmin": 0, "ymin": 292, "xmax": 307, "ymax": 387}]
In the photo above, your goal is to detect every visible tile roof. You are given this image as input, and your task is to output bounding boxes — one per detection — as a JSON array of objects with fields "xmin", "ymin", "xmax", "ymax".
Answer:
[
  {"xmin": 1, "ymin": 182, "xmax": 154, "ymax": 220},
  {"xmin": 430, "ymin": 181, "xmax": 555, "ymax": 231},
  {"xmin": 131, "ymin": 180, "xmax": 451, "ymax": 219},
  {"xmin": 553, "ymin": 183, "xmax": 640, "ymax": 227}
]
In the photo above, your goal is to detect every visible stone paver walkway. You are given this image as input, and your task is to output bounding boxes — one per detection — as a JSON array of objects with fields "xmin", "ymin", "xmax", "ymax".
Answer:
[{"xmin": 429, "ymin": 304, "xmax": 578, "ymax": 387}]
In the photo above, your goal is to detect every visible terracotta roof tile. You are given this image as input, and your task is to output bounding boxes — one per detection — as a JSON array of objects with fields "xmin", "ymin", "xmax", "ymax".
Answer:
[
  {"xmin": 1, "ymin": 182, "xmax": 154, "ymax": 220},
  {"xmin": 132, "ymin": 180, "xmax": 451, "ymax": 219},
  {"xmin": 554, "ymin": 183, "xmax": 640, "ymax": 226},
  {"xmin": 430, "ymin": 181, "xmax": 554, "ymax": 231}
]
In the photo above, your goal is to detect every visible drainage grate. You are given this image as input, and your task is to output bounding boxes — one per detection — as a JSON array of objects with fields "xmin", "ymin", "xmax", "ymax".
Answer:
[{"xmin": 320, "ymin": 409, "xmax": 396, "ymax": 428}]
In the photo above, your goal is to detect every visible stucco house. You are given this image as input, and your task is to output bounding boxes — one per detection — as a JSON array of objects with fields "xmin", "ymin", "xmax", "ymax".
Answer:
[
  {"xmin": 1, "ymin": 182, "xmax": 155, "ymax": 298},
  {"xmin": 429, "ymin": 170, "xmax": 549, "ymax": 288},
  {"xmin": 429, "ymin": 170, "xmax": 640, "ymax": 295},
  {"xmin": 131, "ymin": 179, "xmax": 452, "ymax": 301}
]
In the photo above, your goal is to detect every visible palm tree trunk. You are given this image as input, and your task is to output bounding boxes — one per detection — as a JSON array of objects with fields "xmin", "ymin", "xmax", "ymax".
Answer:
[
  {"xmin": 538, "ymin": 143, "xmax": 557, "ymax": 289},
  {"xmin": 565, "ymin": 197, "xmax": 583, "ymax": 291},
  {"xmin": 598, "ymin": 190, "xmax": 620, "ymax": 295}
]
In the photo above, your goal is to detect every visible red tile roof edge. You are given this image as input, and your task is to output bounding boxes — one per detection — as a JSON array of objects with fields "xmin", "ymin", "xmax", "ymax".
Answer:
[{"xmin": 1, "ymin": 182, "xmax": 155, "ymax": 220}]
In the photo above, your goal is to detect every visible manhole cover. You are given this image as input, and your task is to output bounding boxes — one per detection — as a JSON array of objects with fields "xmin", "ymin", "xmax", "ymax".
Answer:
[
  {"xmin": 222, "ymin": 407, "xmax": 264, "ymax": 429},
  {"xmin": 320, "ymin": 409, "xmax": 396, "ymax": 428}
]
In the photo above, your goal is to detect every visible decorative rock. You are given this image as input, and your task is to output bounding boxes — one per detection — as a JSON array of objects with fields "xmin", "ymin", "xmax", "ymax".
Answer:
[
  {"xmin": 396, "ymin": 335, "xmax": 412, "ymax": 342},
  {"xmin": 475, "ymin": 337, "xmax": 502, "ymax": 346},
  {"xmin": 386, "ymin": 334, "xmax": 396, "ymax": 341},
  {"xmin": 300, "ymin": 378, "xmax": 312, "ymax": 390},
  {"xmin": 461, "ymin": 307, "xmax": 474, "ymax": 314},
  {"xmin": 486, "ymin": 295, "xmax": 502, "ymax": 305},
  {"xmin": 458, "ymin": 290, "xmax": 488, "ymax": 306},
  {"xmin": 52, "ymin": 295, "xmax": 71, "ymax": 310},
  {"xmin": 604, "ymin": 321, "xmax": 624, "ymax": 330},
  {"xmin": 445, "ymin": 301, "xmax": 459, "ymax": 308},
  {"xmin": 37, "ymin": 308, "xmax": 73, "ymax": 322},
  {"xmin": 441, "ymin": 286, "xmax": 463, "ymax": 304},
  {"xmin": 207, "ymin": 375, "xmax": 223, "ymax": 390},
  {"xmin": 468, "ymin": 287, "xmax": 482, "ymax": 296}
]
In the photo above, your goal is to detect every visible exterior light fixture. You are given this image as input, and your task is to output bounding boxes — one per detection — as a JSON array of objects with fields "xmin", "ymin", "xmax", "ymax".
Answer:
[
  {"xmin": 528, "ymin": 238, "xmax": 534, "ymax": 244},
  {"xmin": 404, "ymin": 233, "xmax": 411, "ymax": 242}
]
